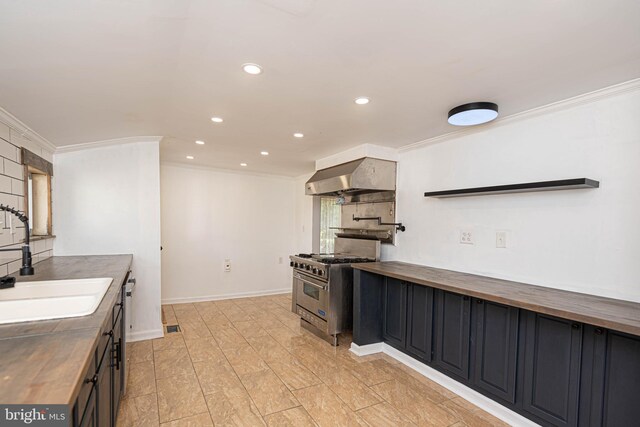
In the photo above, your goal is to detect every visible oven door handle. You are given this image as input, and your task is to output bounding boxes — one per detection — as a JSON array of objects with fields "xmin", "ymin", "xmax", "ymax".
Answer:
[{"xmin": 294, "ymin": 273, "xmax": 327, "ymax": 290}]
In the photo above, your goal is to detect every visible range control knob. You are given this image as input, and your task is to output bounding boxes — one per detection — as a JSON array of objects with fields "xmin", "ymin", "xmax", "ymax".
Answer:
[
  {"xmin": 294, "ymin": 262, "xmax": 299, "ymax": 268},
  {"xmin": 318, "ymin": 270, "xmax": 324, "ymax": 276},
  {"xmin": 312, "ymin": 268, "xmax": 318, "ymax": 274},
  {"xmin": 305, "ymin": 264, "xmax": 311, "ymax": 271},
  {"xmin": 289, "ymin": 261, "xmax": 294, "ymax": 267}
]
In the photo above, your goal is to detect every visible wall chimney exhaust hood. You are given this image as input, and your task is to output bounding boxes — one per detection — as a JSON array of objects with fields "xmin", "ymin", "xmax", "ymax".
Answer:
[{"xmin": 305, "ymin": 158, "xmax": 396, "ymax": 196}]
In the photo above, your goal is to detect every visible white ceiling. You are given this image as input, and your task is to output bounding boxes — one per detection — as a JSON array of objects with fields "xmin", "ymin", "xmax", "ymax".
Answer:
[{"xmin": 1, "ymin": 0, "xmax": 639, "ymax": 176}]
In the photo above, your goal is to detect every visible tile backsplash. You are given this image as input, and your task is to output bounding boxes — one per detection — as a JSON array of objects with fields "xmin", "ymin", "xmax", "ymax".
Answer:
[{"xmin": 0, "ymin": 120, "xmax": 54, "ymax": 276}]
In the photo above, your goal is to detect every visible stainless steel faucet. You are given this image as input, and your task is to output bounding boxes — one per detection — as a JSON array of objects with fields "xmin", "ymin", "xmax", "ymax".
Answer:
[{"xmin": 0, "ymin": 205, "xmax": 34, "ymax": 288}]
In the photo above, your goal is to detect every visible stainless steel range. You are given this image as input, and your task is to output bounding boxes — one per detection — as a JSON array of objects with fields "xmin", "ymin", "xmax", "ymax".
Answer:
[{"xmin": 290, "ymin": 237, "xmax": 380, "ymax": 345}]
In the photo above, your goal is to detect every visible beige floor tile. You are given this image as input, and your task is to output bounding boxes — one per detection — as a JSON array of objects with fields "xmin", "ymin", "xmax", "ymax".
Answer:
[
  {"xmin": 205, "ymin": 388, "xmax": 266, "ymax": 426},
  {"xmin": 321, "ymin": 368, "xmax": 381, "ymax": 411},
  {"xmin": 129, "ymin": 340, "xmax": 154, "ymax": 364},
  {"xmin": 338, "ymin": 356, "xmax": 394, "ymax": 387},
  {"xmin": 156, "ymin": 374, "xmax": 208, "ymax": 423},
  {"xmin": 246, "ymin": 335, "xmax": 294, "ymax": 364},
  {"xmin": 238, "ymin": 368, "xmax": 300, "ymax": 416},
  {"xmin": 159, "ymin": 412, "xmax": 213, "ymax": 427},
  {"xmin": 116, "ymin": 393, "xmax": 159, "ymax": 427},
  {"xmin": 293, "ymin": 384, "xmax": 367, "ymax": 427},
  {"xmin": 127, "ymin": 361, "xmax": 156, "ymax": 397},
  {"xmin": 154, "ymin": 346, "xmax": 194, "ymax": 379},
  {"xmin": 268, "ymin": 357, "xmax": 322, "ymax": 391},
  {"xmin": 222, "ymin": 344, "xmax": 270, "ymax": 376},
  {"xmin": 152, "ymin": 333, "xmax": 186, "ymax": 352},
  {"xmin": 264, "ymin": 406, "xmax": 316, "ymax": 426},
  {"xmin": 439, "ymin": 398, "xmax": 510, "ymax": 427},
  {"xmin": 184, "ymin": 337, "xmax": 225, "ymax": 363},
  {"xmin": 356, "ymin": 402, "xmax": 416, "ymax": 427},
  {"xmin": 193, "ymin": 360, "xmax": 245, "ymax": 396},
  {"xmin": 201, "ymin": 310, "xmax": 232, "ymax": 325},
  {"xmin": 368, "ymin": 360, "xmax": 453, "ymax": 404},
  {"xmin": 220, "ymin": 306, "xmax": 253, "ymax": 322},
  {"xmin": 178, "ymin": 318, "xmax": 212, "ymax": 339},
  {"xmin": 210, "ymin": 326, "xmax": 248, "ymax": 351},
  {"xmin": 370, "ymin": 380, "xmax": 458, "ymax": 426},
  {"xmin": 233, "ymin": 320, "xmax": 269, "ymax": 339},
  {"xmin": 395, "ymin": 363, "xmax": 458, "ymax": 400},
  {"xmin": 251, "ymin": 313, "xmax": 286, "ymax": 330}
]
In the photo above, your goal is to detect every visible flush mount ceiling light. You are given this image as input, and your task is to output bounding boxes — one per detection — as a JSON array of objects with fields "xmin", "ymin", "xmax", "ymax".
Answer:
[
  {"xmin": 260, "ymin": 151, "xmax": 269, "ymax": 156},
  {"xmin": 448, "ymin": 102, "xmax": 499, "ymax": 126},
  {"xmin": 293, "ymin": 133, "xmax": 304, "ymax": 138},
  {"xmin": 186, "ymin": 155, "xmax": 194, "ymax": 160},
  {"xmin": 354, "ymin": 97, "xmax": 370, "ymax": 105},
  {"xmin": 195, "ymin": 140, "xmax": 205, "ymax": 145},
  {"xmin": 240, "ymin": 163, "xmax": 247, "ymax": 167},
  {"xmin": 242, "ymin": 63, "xmax": 263, "ymax": 75},
  {"xmin": 211, "ymin": 117, "xmax": 223, "ymax": 123}
]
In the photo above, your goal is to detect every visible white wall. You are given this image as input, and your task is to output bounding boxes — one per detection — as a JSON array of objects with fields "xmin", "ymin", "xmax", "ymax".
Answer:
[
  {"xmin": 53, "ymin": 139, "xmax": 163, "ymax": 340},
  {"xmin": 384, "ymin": 85, "xmax": 640, "ymax": 302},
  {"xmin": 160, "ymin": 164, "xmax": 296, "ymax": 303},
  {"xmin": 294, "ymin": 173, "xmax": 315, "ymax": 253}
]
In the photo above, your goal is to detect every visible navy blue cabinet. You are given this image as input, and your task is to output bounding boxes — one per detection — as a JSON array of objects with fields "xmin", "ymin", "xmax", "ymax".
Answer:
[
  {"xmin": 382, "ymin": 278, "xmax": 407, "ymax": 349},
  {"xmin": 522, "ymin": 312, "xmax": 582, "ymax": 427},
  {"xmin": 406, "ymin": 284, "xmax": 434, "ymax": 363},
  {"xmin": 434, "ymin": 290, "xmax": 471, "ymax": 380},
  {"xmin": 472, "ymin": 299, "xmax": 519, "ymax": 404}
]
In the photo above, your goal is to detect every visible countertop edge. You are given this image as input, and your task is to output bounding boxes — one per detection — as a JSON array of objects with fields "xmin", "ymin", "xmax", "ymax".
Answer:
[{"xmin": 353, "ymin": 261, "xmax": 640, "ymax": 336}]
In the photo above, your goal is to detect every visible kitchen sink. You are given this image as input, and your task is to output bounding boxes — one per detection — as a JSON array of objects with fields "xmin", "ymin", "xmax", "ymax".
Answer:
[{"xmin": 0, "ymin": 277, "xmax": 113, "ymax": 324}]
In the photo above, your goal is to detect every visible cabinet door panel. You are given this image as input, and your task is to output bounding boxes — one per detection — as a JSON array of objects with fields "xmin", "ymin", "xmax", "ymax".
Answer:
[
  {"xmin": 523, "ymin": 312, "xmax": 581, "ymax": 427},
  {"xmin": 97, "ymin": 338, "xmax": 112, "ymax": 427},
  {"xmin": 112, "ymin": 307, "xmax": 123, "ymax": 425},
  {"xmin": 473, "ymin": 300, "xmax": 519, "ymax": 403},
  {"xmin": 406, "ymin": 284, "xmax": 434, "ymax": 362},
  {"xmin": 435, "ymin": 291, "xmax": 471, "ymax": 380},
  {"xmin": 382, "ymin": 278, "xmax": 407, "ymax": 348}
]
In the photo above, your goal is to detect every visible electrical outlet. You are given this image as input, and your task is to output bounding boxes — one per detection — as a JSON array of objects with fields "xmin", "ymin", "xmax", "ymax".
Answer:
[
  {"xmin": 460, "ymin": 230, "xmax": 474, "ymax": 245},
  {"xmin": 496, "ymin": 231, "xmax": 507, "ymax": 248},
  {"xmin": 224, "ymin": 259, "xmax": 231, "ymax": 272}
]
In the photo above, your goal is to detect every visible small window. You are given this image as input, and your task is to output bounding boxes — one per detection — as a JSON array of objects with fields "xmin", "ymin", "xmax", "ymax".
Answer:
[
  {"xmin": 22, "ymin": 149, "xmax": 53, "ymax": 237},
  {"xmin": 319, "ymin": 196, "xmax": 341, "ymax": 254}
]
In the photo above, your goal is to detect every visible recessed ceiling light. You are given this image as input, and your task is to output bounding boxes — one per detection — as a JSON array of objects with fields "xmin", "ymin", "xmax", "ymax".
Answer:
[
  {"xmin": 293, "ymin": 133, "xmax": 304, "ymax": 138},
  {"xmin": 240, "ymin": 163, "xmax": 247, "ymax": 167},
  {"xmin": 260, "ymin": 151, "xmax": 269, "ymax": 156},
  {"xmin": 195, "ymin": 140, "xmax": 205, "ymax": 145},
  {"xmin": 211, "ymin": 117, "xmax": 223, "ymax": 123},
  {"xmin": 242, "ymin": 63, "xmax": 263, "ymax": 75},
  {"xmin": 355, "ymin": 97, "xmax": 370, "ymax": 105},
  {"xmin": 448, "ymin": 102, "xmax": 499, "ymax": 126},
  {"xmin": 186, "ymin": 155, "xmax": 194, "ymax": 160}
]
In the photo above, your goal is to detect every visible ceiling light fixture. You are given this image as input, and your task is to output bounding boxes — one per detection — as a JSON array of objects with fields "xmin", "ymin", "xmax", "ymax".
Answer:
[
  {"xmin": 186, "ymin": 155, "xmax": 194, "ymax": 160},
  {"xmin": 260, "ymin": 151, "xmax": 269, "ymax": 156},
  {"xmin": 240, "ymin": 163, "xmax": 247, "ymax": 167},
  {"xmin": 354, "ymin": 97, "xmax": 370, "ymax": 105},
  {"xmin": 211, "ymin": 117, "xmax": 223, "ymax": 123},
  {"xmin": 195, "ymin": 140, "xmax": 205, "ymax": 145},
  {"xmin": 448, "ymin": 102, "xmax": 499, "ymax": 126},
  {"xmin": 242, "ymin": 63, "xmax": 263, "ymax": 75},
  {"xmin": 293, "ymin": 133, "xmax": 304, "ymax": 138}
]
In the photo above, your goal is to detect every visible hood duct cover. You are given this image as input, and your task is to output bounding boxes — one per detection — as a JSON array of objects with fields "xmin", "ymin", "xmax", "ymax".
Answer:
[{"xmin": 305, "ymin": 157, "xmax": 396, "ymax": 196}]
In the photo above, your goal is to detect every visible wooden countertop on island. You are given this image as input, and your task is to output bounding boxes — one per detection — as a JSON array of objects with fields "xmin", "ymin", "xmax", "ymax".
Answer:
[
  {"xmin": 353, "ymin": 261, "xmax": 640, "ymax": 336},
  {"xmin": 0, "ymin": 255, "xmax": 132, "ymax": 405}
]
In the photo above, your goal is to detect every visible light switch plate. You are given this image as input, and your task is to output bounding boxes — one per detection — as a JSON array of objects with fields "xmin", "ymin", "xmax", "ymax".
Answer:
[
  {"xmin": 496, "ymin": 231, "xmax": 507, "ymax": 248},
  {"xmin": 460, "ymin": 230, "xmax": 474, "ymax": 245}
]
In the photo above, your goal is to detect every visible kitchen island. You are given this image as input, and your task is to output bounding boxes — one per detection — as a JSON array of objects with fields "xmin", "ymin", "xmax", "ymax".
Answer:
[
  {"xmin": 352, "ymin": 261, "xmax": 640, "ymax": 427},
  {"xmin": 0, "ymin": 255, "xmax": 132, "ymax": 426}
]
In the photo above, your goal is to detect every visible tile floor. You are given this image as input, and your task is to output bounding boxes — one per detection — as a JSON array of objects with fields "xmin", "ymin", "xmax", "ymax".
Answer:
[{"xmin": 117, "ymin": 294, "xmax": 509, "ymax": 426}]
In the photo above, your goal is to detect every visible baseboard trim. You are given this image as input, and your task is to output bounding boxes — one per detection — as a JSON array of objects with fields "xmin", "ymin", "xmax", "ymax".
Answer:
[
  {"xmin": 161, "ymin": 288, "xmax": 291, "ymax": 304},
  {"xmin": 349, "ymin": 342, "xmax": 539, "ymax": 427},
  {"xmin": 127, "ymin": 327, "xmax": 164, "ymax": 342}
]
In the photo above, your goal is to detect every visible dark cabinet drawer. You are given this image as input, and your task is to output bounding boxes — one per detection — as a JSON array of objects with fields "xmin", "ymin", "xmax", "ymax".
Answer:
[
  {"xmin": 522, "ymin": 312, "xmax": 582, "ymax": 427},
  {"xmin": 406, "ymin": 284, "xmax": 434, "ymax": 363},
  {"xmin": 434, "ymin": 290, "xmax": 471, "ymax": 380},
  {"xmin": 472, "ymin": 299, "xmax": 519, "ymax": 403},
  {"xmin": 382, "ymin": 278, "xmax": 407, "ymax": 349}
]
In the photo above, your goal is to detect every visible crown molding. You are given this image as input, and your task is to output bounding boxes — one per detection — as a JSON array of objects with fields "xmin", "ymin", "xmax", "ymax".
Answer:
[
  {"xmin": 0, "ymin": 106, "xmax": 57, "ymax": 153},
  {"xmin": 55, "ymin": 136, "xmax": 163, "ymax": 154},
  {"xmin": 399, "ymin": 77, "xmax": 640, "ymax": 153}
]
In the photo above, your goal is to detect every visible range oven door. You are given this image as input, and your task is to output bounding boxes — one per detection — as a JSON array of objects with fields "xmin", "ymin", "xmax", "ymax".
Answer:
[{"xmin": 293, "ymin": 271, "xmax": 329, "ymax": 321}]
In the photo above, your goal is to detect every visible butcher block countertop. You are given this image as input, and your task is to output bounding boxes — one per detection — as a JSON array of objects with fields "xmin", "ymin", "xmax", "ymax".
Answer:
[
  {"xmin": 0, "ymin": 255, "xmax": 132, "ymax": 405},
  {"xmin": 353, "ymin": 261, "xmax": 640, "ymax": 336}
]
